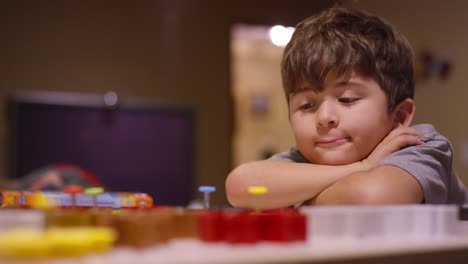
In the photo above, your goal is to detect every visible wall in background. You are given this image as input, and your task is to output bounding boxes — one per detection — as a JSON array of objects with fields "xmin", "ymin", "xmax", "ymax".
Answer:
[
  {"xmin": 231, "ymin": 26, "xmax": 295, "ymax": 167},
  {"xmin": 0, "ymin": 0, "xmax": 331, "ymax": 206}
]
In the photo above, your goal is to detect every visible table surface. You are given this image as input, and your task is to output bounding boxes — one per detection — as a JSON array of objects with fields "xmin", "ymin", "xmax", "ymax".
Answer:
[{"xmin": 10, "ymin": 237, "xmax": 468, "ymax": 264}]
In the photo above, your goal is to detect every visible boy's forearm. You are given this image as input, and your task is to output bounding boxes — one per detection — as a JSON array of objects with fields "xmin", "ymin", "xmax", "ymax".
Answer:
[
  {"xmin": 225, "ymin": 160, "xmax": 367, "ymax": 209},
  {"xmin": 309, "ymin": 165, "xmax": 424, "ymax": 206}
]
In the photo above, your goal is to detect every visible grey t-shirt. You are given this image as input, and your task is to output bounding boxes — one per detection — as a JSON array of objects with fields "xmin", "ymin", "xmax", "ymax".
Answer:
[{"xmin": 269, "ymin": 124, "xmax": 468, "ymax": 204}]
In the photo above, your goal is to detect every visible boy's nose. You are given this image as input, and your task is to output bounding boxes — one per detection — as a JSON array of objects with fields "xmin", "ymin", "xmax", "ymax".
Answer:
[{"xmin": 316, "ymin": 103, "xmax": 339, "ymax": 128}]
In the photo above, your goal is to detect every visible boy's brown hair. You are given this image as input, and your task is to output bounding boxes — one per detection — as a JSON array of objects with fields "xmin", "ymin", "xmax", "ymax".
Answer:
[{"xmin": 281, "ymin": 7, "xmax": 414, "ymax": 112}]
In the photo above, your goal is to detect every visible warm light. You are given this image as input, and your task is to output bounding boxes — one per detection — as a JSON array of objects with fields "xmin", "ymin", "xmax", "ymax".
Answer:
[{"xmin": 269, "ymin": 25, "xmax": 295, "ymax": 47}]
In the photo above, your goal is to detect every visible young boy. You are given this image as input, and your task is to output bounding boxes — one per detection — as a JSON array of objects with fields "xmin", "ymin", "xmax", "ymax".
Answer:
[{"xmin": 226, "ymin": 7, "xmax": 468, "ymax": 209}]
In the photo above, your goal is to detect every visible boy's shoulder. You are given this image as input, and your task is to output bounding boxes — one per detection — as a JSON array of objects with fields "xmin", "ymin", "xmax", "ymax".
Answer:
[
  {"xmin": 387, "ymin": 124, "xmax": 453, "ymax": 159},
  {"xmin": 413, "ymin": 124, "xmax": 450, "ymax": 143},
  {"xmin": 384, "ymin": 124, "xmax": 467, "ymax": 204}
]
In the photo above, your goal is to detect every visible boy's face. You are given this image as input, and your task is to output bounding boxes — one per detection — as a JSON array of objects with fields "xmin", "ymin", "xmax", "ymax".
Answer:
[{"xmin": 289, "ymin": 70, "xmax": 394, "ymax": 165}]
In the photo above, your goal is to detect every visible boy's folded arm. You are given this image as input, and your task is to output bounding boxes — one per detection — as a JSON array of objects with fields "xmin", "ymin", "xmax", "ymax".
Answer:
[
  {"xmin": 225, "ymin": 160, "xmax": 367, "ymax": 209},
  {"xmin": 309, "ymin": 165, "xmax": 424, "ymax": 205}
]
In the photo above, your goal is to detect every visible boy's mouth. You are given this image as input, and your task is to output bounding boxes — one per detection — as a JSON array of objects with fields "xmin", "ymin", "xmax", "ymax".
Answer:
[{"xmin": 316, "ymin": 137, "xmax": 350, "ymax": 148}]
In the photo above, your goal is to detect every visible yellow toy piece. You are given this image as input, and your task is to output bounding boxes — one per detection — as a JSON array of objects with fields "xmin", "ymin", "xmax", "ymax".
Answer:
[
  {"xmin": 0, "ymin": 227, "xmax": 116, "ymax": 260},
  {"xmin": 247, "ymin": 186, "xmax": 268, "ymax": 195},
  {"xmin": 0, "ymin": 228, "xmax": 51, "ymax": 259},
  {"xmin": 46, "ymin": 227, "xmax": 117, "ymax": 257},
  {"xmin": 84, "ymin": 187, "xmax": 104, "ymax": 196},
  {"xmin": 29, "ymin": 192, "xmax": 56, "ymax": 209},
  {"xmin": 86, "ymin": 227, "xmax": 117, "ymax": 252}
]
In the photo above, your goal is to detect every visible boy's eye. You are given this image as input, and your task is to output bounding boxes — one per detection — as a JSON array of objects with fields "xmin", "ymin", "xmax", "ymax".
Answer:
[
  {"xmin": 338, "ymin": 98, "xmax": 359, "ymax": 104},
  {"xmin": 299, "ymin": 102, "xmax": 315, "ymax": 110}
]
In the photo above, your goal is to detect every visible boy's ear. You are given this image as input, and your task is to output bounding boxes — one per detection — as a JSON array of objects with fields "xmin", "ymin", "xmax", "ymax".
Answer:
[{"xmin": 392, "ymin": 98, "xmax": 416, "ymax": 128}]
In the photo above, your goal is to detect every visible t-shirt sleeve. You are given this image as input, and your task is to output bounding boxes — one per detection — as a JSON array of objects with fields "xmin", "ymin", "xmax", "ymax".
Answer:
[
  {"xmin": 378, "ymin": 138, "xmax": 453, "ymax": 204},
  {"xmin": 269, "ymin": 148, "xmax": 309, "ymax": 163}
]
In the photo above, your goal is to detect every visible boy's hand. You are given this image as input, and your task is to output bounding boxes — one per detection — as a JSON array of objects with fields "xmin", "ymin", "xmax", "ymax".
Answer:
[{"xmin": 362, "ymin": 126, "xmax": 424, "ymax": 170}]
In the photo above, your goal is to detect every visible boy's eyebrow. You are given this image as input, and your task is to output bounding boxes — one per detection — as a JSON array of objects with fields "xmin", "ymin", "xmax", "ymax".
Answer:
[{"xmin": 335, "ymin": 80, "xmax": 350, "ymax": 86}]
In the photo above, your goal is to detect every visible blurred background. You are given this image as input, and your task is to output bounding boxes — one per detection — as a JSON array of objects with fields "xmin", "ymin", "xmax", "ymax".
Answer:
[{"xmin": 0, "ymin": 0, "xmax": 467, "ymax": 206}]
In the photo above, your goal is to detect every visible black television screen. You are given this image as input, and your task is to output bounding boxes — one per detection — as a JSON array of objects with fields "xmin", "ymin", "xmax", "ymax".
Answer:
[{"xmin": 7, "ymin": 91, "xmax": 194, "ymax": 206}]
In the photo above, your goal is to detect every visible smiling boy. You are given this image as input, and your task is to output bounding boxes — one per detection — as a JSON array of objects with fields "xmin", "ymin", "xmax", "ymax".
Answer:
[{"xmin": 225, "ymin": 7, "xmax": 468, "ymax": 209}]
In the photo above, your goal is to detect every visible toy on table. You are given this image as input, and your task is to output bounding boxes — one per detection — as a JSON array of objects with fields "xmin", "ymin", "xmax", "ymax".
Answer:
[
  {"xmin": 63, "ymin": 185, "xmax": 83, "ymax": 207},
  {"xmin": 198, "ymin": 185, "xmax": 216, "ymax": 209},
  {"xmin": 247, "ymin": 186, "xmax": 268, "ymax": 211}
]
